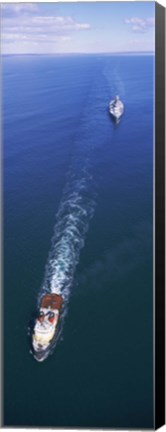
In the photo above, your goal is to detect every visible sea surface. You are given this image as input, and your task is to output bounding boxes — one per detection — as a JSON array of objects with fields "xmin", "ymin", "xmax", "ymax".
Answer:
[{"xmin": 3, "ymin": 54, "xmax": 154, "ymax": 428}]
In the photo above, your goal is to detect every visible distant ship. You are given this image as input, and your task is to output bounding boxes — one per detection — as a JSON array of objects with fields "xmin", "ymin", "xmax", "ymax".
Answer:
[
  {"xmin": 32, "ymin": 293, "xmax": 63, "ymax": 362},
  {"xmin": 109, "ymin": 95, "xmax": 124, "ymax": 122}
]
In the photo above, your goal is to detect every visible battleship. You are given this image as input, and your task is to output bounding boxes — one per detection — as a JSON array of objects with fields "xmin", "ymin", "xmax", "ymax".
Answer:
[
  {"xmin": 109, "ymin": 95, "xmax": 124, "ymax": 122},
  {"xmin": 32, "ymin": 293, "xmax": 63, "ymax": 361}
]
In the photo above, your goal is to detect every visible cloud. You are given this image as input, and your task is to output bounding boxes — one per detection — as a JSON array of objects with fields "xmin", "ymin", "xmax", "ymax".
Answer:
[
  {"xmin": 2, "ymin": 14, "xmax": 91, "ymax": 33},
  {"xmin": 1, "ymin": 5, "xmax": 91, "ymax": 52},
  {"xmin": 125, "ymin": 16, "xmax": 155, "ymax": 33},
  {"xmin": 2, "ymin": 31, "xmax": 71, "ymax": 44},
  {"xmin": 30, "ymin": 15, "xmax": 90, "ymax": 31},
  {"xmin": 1, "ymin": 3, "xmax": 38, "ymax": 16}
]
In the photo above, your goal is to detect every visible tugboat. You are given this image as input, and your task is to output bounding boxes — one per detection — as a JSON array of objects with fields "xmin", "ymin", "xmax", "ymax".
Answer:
[
  {"xmin": 109, "ymin": 95, "xmax": 124, "ymax": 122},
  {"xmin": 32, "ymin": 293, "xmax": 63, "ymax": 362}
]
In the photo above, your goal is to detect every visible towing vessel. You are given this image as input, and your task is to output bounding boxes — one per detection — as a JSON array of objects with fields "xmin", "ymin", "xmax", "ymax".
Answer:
[{"xmin": 32, "ymin": 293, "xmax": 63, "ymax": 361}]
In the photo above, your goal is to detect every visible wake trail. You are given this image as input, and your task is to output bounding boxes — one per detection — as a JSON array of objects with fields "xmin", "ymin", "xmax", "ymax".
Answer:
[
  {"xmin": 42, "ymin": 166, "xmax": 96, "ymax": 303},
  {"xmin": 38, "ymin": 72, "xmax": 107, "ymax": 344},
  {"xmin": 102, "ymin": 59, "xmax": 125, "ymax": 100}
]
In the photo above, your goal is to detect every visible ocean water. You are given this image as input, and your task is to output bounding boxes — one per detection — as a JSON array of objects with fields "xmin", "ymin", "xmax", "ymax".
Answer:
[{"xmin": 3, "ymin": 54, "xmax": 154, "ymax": 428}]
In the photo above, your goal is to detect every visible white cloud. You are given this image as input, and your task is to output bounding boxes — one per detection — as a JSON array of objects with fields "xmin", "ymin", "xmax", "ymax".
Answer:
[
  {"xmin": 1, "ymin": 3, "xmax": 38, "ymax": 15},
  {"xmin": 30, "ymin": 15, "xmax": 90, "ymax": 31},
  {"xmin": 2, "ymin": 31, "xmax": 71, "ymax": 44},
  {"xmin": 3, "ymin": 16, "xmax": 90, "ymax": 35},
  {"xmin": 1, "ymin": 6, "xmax": 91, "ymax": 53},
  {"xmin": 125, "ymin": 16, "xmax": 155, "ymax": 33}
]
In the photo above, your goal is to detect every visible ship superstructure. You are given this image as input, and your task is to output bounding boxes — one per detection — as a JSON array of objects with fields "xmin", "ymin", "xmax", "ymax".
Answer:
[
  {"xmin": 32, "ymin": 293, "xmax": 63, "ymax": 361},
  {"xmin": 109, "ymin": 95, "xmax": 124, "ymax": 122}
]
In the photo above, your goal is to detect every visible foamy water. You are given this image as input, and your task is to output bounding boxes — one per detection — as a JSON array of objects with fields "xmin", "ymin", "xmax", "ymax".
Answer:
[
  {"xmin": 42, "ymin": 169, "xmax": 96, "ymax": 297},
  {"xmin": 37, "ymin": 68, "xmax": 113, "ymax": 350}
]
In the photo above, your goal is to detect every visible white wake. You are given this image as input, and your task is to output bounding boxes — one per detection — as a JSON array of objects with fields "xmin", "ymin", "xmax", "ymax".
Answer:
[{"xmin": 42, "ymin": 166, "xmax": 96, "ymax": 301}]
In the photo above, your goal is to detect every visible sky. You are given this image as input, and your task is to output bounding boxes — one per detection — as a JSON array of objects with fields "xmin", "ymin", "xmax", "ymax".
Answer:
[{"xmin": 1, "ymin": 2, "xmax": 155, "ymax": 54}]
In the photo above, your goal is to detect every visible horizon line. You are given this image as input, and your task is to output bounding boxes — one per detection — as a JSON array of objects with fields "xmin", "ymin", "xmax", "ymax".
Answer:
[{"xmin": 2, "ymin": 50, "xmax": 155, "ymax": 56}]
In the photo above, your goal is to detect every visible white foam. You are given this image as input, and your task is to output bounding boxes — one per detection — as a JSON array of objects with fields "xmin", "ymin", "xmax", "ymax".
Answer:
[
  {"xmin": 39, "ymin": 157, "xmax": 96, "ymax": 349},
  {"xmin": 37, "ymin": 73, "xmax": 107, "ymax": 352}
]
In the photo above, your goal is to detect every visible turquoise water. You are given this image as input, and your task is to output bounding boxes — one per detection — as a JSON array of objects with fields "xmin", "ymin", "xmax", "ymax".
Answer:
[{"xmin": 3, "ymin": 54, "xmax": 154, "ymax": 428}]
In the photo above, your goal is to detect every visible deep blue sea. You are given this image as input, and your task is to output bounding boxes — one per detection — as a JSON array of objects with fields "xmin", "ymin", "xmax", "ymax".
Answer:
[{"xmin": 3, "ymin": 54, "xmax": 154, "ymax": 428}]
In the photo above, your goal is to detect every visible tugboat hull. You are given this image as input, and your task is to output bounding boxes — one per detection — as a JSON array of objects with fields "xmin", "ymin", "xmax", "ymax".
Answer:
[{"xmin": 31, "ymin": 293, "xmax": 63, "ymax": 362}]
